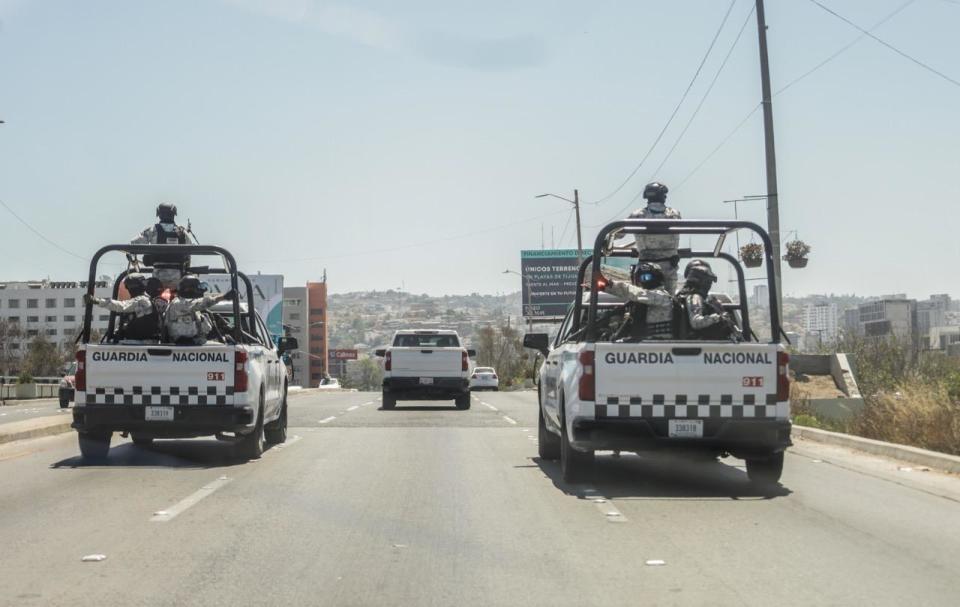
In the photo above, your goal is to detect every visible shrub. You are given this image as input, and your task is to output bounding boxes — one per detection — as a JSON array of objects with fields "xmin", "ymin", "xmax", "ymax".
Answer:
[
  {"xmin": 16, "ymin": 371, "xmax": 34, "ymax": 385},
  {"xmin": 853, "ymin": 383, "xmax": 960, "ymax": 456}
]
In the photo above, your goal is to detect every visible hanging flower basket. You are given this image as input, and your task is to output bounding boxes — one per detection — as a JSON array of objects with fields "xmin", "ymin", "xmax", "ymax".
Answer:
[
  {"xmin": 783, "ymin": 239, "xmax": 811, "ymax": 268},
  {"xmin": 739, "ymin": 243, "xmax": 764, "ymax": 268}
]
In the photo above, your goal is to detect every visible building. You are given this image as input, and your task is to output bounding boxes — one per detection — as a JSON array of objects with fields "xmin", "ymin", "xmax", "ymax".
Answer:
[
  {"xmin": 916, "ymin": 294, "xmax": 953, "ymax": 340},
  {"xmin": 929, "ymin": 326, "xmax": 960, "ymax": 351},
  {"xmin": 802, "ymin": 302, "xmax": 839, "ymax": 348},
  {"xmin": 0, "ymin": 279, "xmax": 114, "ymax": 360},
  {"xmin": 751, "ymin": 284, "xmax": 769, "ymax": 309},
  {"xmin": 854, "ymin": 298, "xmax": 917, "ymax": 343},
  {"xmin": 282, "ymin": 281, "xmax": 328, "ymax": 387}
]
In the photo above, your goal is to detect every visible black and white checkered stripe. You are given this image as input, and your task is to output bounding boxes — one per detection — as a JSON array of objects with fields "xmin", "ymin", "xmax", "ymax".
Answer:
[
  {"xmin": 596, "ymin": 393, "xmax": 782, "ymax": 419},
  {"xmin": 76, "ymin": 386, "xmax": 234, "ymax": 406}
]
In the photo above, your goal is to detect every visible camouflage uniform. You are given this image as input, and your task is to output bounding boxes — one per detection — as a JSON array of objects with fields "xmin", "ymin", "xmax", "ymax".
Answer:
[
  {"xmin": 88, "ymin": 294, "xmax": 153, "ymax": 318},
  {"xmin": 629, "ymin": 203, "xmax": 682, "ymax": 294},
  {"xmin": 131, "ymin": 222, "xmax": 189, "ymax": 288},
  {"xmin": 606, "ymin": 280, "xmax": 674, "ymax": 339},
  {"xmin": 164, "ymin": 293, "xmax": 224, "ymax": 344}
]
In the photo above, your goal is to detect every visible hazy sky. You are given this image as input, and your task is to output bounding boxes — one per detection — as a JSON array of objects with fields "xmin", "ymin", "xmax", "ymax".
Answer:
[{"xmin": 1, "ymin": 0, "xmax": 958, "ymax": 299}]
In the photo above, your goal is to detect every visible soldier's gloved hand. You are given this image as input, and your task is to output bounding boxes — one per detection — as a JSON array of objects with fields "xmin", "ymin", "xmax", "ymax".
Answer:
[
  {"xmin": 83, "ymin": 293, "xmax": 98, "ymax": 306},
  {"xmin": 595, "ymin": 273, "xmax": 609, "ymax": 291},
  {"xmin": 221, "ymin": 289, "xmax": 238, "ymax": 301}
]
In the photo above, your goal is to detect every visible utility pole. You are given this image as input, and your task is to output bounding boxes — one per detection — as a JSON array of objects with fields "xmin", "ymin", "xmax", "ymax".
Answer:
[
  {"xmin": 755, "ymin": 0, "xmax": 783, "ymax": 318},
  {"xmin": 573, "ymin": 189, "xmax": 583, "ymax": 266}
]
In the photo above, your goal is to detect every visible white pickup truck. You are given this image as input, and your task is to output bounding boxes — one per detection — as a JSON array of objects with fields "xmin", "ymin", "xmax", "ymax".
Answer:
[
  {"xmin": 71, "ymin": 244, "xmax": 297, "ymax": 462},
  {"xmin": 524, "ymin": 219, "xmax": 792, "ymax": 485},
  {"xmin": 376, "ymin": 330, "xmax": 476, "ymax": 410}
]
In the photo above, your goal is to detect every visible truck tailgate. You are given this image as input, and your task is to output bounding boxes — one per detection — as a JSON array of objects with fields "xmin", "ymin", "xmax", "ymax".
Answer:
[
  {"xmin": 79, "ymin": 344, "xmax": 236, "ymax": 405},
  {"xmin": 594, "ymin": 342, "xmax": 786, "ymax": 419},
  {"xmin": 390, "ymin": 348, "xmax": 462, "ymax": 377}
]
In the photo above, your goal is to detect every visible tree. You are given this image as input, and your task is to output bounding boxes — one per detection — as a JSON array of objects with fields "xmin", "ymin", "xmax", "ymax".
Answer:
[
  {"xmin": 23, "ymin": 334, "xmax": 64, "ymax": 377},
  {"xmin": 475, "ymin": 323, "xmax": 532, "ymax": 386},
  {"xmin": 342, "ymin": 357, "xmax": 383, "ymax": 391},
  {"xmin": 0, "ymin": 319, "xmax": 23, "ymax": 376}
]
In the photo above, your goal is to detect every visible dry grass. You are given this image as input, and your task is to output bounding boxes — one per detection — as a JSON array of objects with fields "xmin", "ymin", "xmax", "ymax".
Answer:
[{"xmin": 852, "ymin": 383, "xmax": 960, "ymax": 456}]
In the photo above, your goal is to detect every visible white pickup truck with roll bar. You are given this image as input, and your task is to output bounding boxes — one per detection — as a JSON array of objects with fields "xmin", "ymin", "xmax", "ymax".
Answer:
[
  {"xmin": 523, "ymin": 219, "xmax": 791, "ymax": 485},
  {"xmin": 71, "ymin": 243, "xmax": 298, "ymax": 462}
]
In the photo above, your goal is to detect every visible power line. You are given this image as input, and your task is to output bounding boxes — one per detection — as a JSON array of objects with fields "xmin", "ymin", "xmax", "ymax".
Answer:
[
  {"xmin": 674, "ymin": 0, "xmax": 918, "ymax": 191},
  {"xmin": 587, "ymin": 0, "xmax": 739, "ymax": 206},
  {"xmin": 0, "ymin": 197, "xmax": 85, "ymax": 260},
  {"xmin": 808, "ymin": 0, "xmax": 960, "ymax": 89}
]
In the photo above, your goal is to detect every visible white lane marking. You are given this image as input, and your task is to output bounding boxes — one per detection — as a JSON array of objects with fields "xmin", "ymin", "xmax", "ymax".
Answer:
[
  {"xmin": 502, "ymin": 416, "xmax": 517, "ymax": 425},
  {"xmin": 347, "ymin": 405, "xmax": 359, "ymax": 411},
  {"xmin": 581, "ymin": 487, "xmax": 628, "ymax": 523},
  {"xmin": 361, "ymin": 401, "xmax": 373, "ymax": 406},
  {"xmin": 319, "ymin": 416, "xmax": 336, "ymax": 424},
  {"xmin": 151, "ymin": 476, "xmax": 233, "ymax": 522},
  {"xmin": 483, "ymin": 403, "xmax": 498, "ymax": 411}
]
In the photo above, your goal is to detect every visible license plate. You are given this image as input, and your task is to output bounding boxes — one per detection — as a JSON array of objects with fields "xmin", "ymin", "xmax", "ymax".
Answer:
[
  {"xmin": 668, "ymin": 419, "xmax": 703, "ymax": 438},
  {"xmin": 145, "ymin": 406, "xmax": 174, "ymax": 421},
  {"xmin": 419, "ymin": 377, "xmax": 434, "ymax": 385}
]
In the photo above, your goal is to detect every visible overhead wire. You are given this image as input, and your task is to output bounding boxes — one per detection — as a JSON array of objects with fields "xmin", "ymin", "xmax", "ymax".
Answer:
[
  {"xmin": 807, "ymin": 0, "xmax": 960, "ymax": 89},
  {"xmin": 586, "ymin": 0, "xmax": 739, "ymax": 206},
  {"xmin": 673, "ymin": 0, "xmax": 919, "ymax": 191},
  {"xmin": 596, "ymin": 3, "xmax": 757, "ymax": 226},
  {"xmin": 0, "ymin": 197, "xmax": 86, "ymax": 260}
]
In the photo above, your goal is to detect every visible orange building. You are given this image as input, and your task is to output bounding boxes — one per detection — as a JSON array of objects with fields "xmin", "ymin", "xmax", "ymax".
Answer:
[
  {"xmin": 282, "ymin": 280, "xmax": 328, "ymax": 387},
  {"xmin": 306, "ymin": 281, "xmax": 328, "ymax": 385}
]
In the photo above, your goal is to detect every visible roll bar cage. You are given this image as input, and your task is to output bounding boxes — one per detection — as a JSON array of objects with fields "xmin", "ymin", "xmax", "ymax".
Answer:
[
  {"xmin": 82, "ymin": 244, "xmax": 252, "ymax": 344},
  {"xmin": 582, "ymin": 219, "xmax": 782, "ymax": 343}
]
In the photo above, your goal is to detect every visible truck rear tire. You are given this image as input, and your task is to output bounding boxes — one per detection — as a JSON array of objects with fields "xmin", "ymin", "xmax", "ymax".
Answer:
[
  {"xmin": 265, "ymin": 387, "xmax": 288, "ymax": 445},
  {"xmin": 746, "ymin": 452, "xmax": 784, "ymax": 485},
  {"xmin": 538, "ymin": 406, "xmax": 560, "ymax": 460},
  {"xmin": 382, "ymin": 392, "xmax": 396, "ymax": 409},
  {"xmin": 78, "ymin": 431, "xmax": 111, "ymax": 462},
  {"xmin": 237, "ymin": 397, "xmax": 265, "ymax": 460},
  {"xmin": 559, "ymin": 397, "xmax": 593, "ymax": 483},
  {"xmin": 455, "ymin": 392, "xmax": 471, "ymax": 410}
]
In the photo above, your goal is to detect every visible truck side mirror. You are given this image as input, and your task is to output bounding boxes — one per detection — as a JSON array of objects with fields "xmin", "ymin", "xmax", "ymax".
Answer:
[
  {"xmin": 523, "ymin": 333, "xmax": 550, "ymax": 356},
  {"xmin": 374, "ymin": 349, "xmax": 386, "ymax": 357},
  {"xmin": 277, "ymin": 337, "xmax": 298, "ymax": 354},
  {"xmin": 467, "ymin": 349, "xmax": 477, "ymax": 358}
]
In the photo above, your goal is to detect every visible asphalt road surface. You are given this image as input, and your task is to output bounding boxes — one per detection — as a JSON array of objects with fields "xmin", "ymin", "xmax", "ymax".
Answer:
[
  {"xmin": 1, "ymin": 390, "xmax": 958, "ymax": 606},
  {"xmin": 0, "ymin": 399, "xmax": 67, "ymax": 425}
]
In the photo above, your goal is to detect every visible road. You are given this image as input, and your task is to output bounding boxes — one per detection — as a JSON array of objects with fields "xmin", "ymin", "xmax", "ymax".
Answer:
[
  {"xmin": 1, "ymin": 390, "xmax": 958, "ymax": 606},
  {"xmin": 0, "ymin": 399, "xmax": 67, "ymax": 425}
]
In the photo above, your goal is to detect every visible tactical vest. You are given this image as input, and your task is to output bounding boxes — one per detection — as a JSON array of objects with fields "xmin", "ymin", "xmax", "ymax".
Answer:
[
  {"xmin": 143, "ymin": 223, "xmax": 189, "ymax": 268},
  {"xmin": 684, "ymin": 295, "xmax": 735, "ymax": 340},
  {"xmin": 613, "ymin": 302, "xmax": 673, "ymax": 341},
  {"xmin": 121, "ymin": 298, "xmax": 168, "ymax": 341}
]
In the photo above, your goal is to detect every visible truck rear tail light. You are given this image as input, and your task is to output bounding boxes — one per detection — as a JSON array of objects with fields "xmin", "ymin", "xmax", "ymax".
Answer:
[
  {"xmin": 578, "ymin": 350, "xmax": 595, "ymax": 402},
  {"xmin": 462, "ymin": 351, "xmax": 468, "ymax": 372},
  {"xmin": 234, "ymin": 350, "xmax": 249, "ymax": 393},
  {"xmin": 492, "ymin": 374, "xmax": 498, "ymax": 380},
  {"xmin": 777, "ymin": 351, "xmax": 790, "ymax": 402},
  {"xmin": 471, "ymin": 374, "xmax": 478, "ymax": 379},
  {"xmin": 385, "ymin": 351, "xmax": 392, "ymax": 371},
  {"xmin": 75, "ymin": 350, "xmax": 86, "ymax": 392}
]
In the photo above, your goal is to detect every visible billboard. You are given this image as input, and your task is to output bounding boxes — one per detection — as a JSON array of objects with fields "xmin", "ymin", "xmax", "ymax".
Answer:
[
  {"xmin": 519, "ymin": 249, "xmax": 581, "ymax": 320},
  {"xmin": 205, "ymin": 274, "xmax": 284, "ymax": 338}
]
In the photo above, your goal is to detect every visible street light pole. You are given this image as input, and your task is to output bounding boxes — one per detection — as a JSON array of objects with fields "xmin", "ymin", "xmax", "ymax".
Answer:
[
  {"xmin": 755, "ymin": 0, "xmax": 783, "ymax": 317},
  {"xmin": 536, "ymin": 191, "xmax": 584, "ymax": 265},
  {"xmin": 503, "ymin": 269, "xmax": 533, "ymax": 331}
]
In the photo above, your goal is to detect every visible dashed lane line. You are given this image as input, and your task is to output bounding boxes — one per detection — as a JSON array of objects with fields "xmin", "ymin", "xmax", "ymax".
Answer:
[
  {"xmin": 482, "ymin": 402, "xmax": 499, "ymax": 411},
  {"xmin": 151, "ymin": 476, "xmax": 233, "ymax": 522},
  {"xmin": 502, "ymin": 415, "xmax": 517, "ymax": 425},
  {"xmin": 319, "ymin": 416, "xmax": 337, "ymax": 424},
  {"xmin": 347, "ymin": 405, "xmax": 359, "ymax": 412},
  {"xmin": 580, "ymin": 486, "xmax": 628, "ymax": 523}
]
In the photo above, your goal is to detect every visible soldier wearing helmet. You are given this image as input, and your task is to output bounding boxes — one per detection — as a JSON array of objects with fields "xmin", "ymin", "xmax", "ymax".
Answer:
[
  {"xmin": 83, "ymin": 274, "xmax": 163, "ymax": 341},
  {"xmin": 600, "ymin": 262, "xmax": 674, "ymax": 340},
  {"xmin": 629, "ymin": 182, "xmax": 682, "ymax": 294},
  {"xmin": 164, "ymin": 275, "xmax": 236, "ymax": 345},
  {"xmin": 131, "ymin": 203, "xmax": 193, "ymax": 289},
  {"xmin": 678, "ymin": 260, "xmax": 738, "ymax": 339}
]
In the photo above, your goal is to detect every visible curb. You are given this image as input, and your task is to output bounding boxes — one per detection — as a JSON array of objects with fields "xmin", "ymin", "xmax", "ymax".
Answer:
[
  {"xmin": 0, "ymin": 415, "xmax": 74, "ymax": 446},
  {"xmin": 792, "ymin": 425, "xmax": 960, "ymax": 475},
  {"xmin": 1, "ymin": 397, "xmax": 60, "ymax": 407}
]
